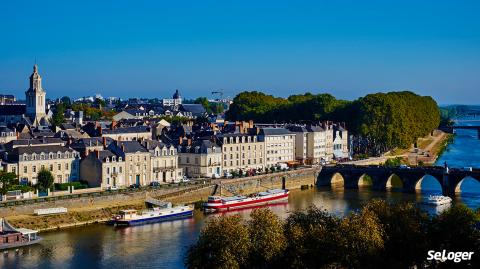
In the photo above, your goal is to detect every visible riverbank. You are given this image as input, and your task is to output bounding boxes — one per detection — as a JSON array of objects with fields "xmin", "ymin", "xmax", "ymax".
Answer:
[
  {"xmin": 3, "ymin": 168, "xmax": 318, "ymax": 232},
  {"xmin": 347, "ymin": 130, "xmax": 451, "ymax": 166}
]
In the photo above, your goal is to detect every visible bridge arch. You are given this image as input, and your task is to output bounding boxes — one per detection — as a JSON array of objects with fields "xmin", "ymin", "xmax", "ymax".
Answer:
[
  {"xmin": 330, "ymin": 172, "xmax": 345, "ymax": 188},
  {"xmin": 386, "ymin": 173, "xmax": 403, "ymax": 190},
  {"xmin": 358, "ymin": 173, "xmax": 373, "ymax": 188},
  {"xmin": 415, "ymin": 174, "xmax": 443, "ymax": 194},
  {"xmin": 454, "ymin": 176, "xmax": 480, "ymax": 194}
]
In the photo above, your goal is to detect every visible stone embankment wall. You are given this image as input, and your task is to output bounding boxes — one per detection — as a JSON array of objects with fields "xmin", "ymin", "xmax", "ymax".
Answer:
[
  {"xmin": 171, "ymin": 168, "xmax": 319, "ymax": 204},
  {"xmin": 3, "ymin": 168, "xmax": 319, "ymax": 231}
]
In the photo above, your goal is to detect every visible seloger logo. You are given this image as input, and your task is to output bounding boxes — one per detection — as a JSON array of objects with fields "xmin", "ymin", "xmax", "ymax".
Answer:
[{"xmin": 427, "ymin": 250, "xmax": 474, "ymax": 263}]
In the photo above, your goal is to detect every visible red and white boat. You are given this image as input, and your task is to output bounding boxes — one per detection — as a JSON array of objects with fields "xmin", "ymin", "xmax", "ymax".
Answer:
[{"xmin": 203, "ymin": 189, "xmax": 289, "ymax": 212}]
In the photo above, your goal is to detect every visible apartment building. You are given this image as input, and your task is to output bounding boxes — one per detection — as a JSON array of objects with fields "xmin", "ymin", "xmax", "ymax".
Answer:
[
  {"xmin": 2, "ymin": 145, "xmax": 80, "ymax": 185},
  {"xmin": 258, "ymin": 128, "xmax": 295, "ymax": 168},
  {"xmin": 80, "ymin": 149, "xmax": 126, "ymax": 188},
  {"xmin": 219, "ymin": 133, "xmax": 264, "ymax": 173},
  {"xmin": 142, "ymin": 139, "xmax": 183, "ymax": 183},
  {"xmin": 178, "ymin": 139, "xmax": 222, "ymax": 178},
  {"xmin": 108, "ymin": 140, "xmax": 151, "ymax": 186}
]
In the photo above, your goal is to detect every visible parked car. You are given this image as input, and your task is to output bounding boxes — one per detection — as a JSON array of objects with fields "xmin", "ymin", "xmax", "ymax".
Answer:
[
  {"xmin": 182, "ymin": 177, "xmax": 191, "ymax": 183},
  {"xmin": 212, "ymin": 173, "xmax": 221, "ymax": 179},
  {"xmin": 129, "ymin": 183, "xmax": 140, "ymax": 189},
  {"xmin": 223, "ymin": 172, "xmax": 233, "ymax": 178},
  {"xmin": 462, "ymin": 167, "xmax": 473, "ymax": 172},
  {"xmin": 149, "ymin": 181, "xmax": 160, "ymax": 187},
  {"xmin": 107, "ymin": 185, "xmax": 119, "ymax": 191}
]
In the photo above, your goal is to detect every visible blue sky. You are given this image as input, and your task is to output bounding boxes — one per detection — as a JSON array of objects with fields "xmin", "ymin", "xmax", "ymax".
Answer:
[{"xmin": 0, "ymin": 0, "xmax": 479, "ymax": 104}]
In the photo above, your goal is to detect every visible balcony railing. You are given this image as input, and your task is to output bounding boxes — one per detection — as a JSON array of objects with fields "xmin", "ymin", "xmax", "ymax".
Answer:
[{"xmin": 153, "ymin": 166, "xmax": 176, "ymax": 172}]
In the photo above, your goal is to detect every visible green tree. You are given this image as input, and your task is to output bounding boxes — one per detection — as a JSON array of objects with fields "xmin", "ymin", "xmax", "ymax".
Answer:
[
  {"xmin": 194, "ymin": 97, "xmax": 214, "ymax": 114},
  {"xmin": 0, "ymin": 171, "xmax": 18, "ymax": 195},
  {"xmin": 37, "ymin": 169, "xmax": 54, "ymax": 192},
  {"xmin": 363, "ymin": 200, "xmax": 430, "ymax": 267},
  {"xmin": 428, "ymin": 204, "xmax": 480, "ymax": 268},
  {"xmin": 186, "ymin": 215, "xmax": 251, "ymax": 269},
  {"xmin": 50, "ymin": 102, "xmax": 66, "ymax": 126},
  {"xmin": 248, "ymin": 209, "xmax": 286, "ymax": 268},
  {"xmin": 60, "ymin": 96, "xmax": 71, "ymax": 107}
]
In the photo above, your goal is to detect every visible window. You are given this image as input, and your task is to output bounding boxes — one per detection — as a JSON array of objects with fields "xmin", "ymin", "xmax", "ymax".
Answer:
[
  {"xmin": 119, "ymin": 167, "xmax": 123, "ymax": 173},
  {"xmin": 65, "ymin": 163, "xmax": 69, "ymax": 170},
  {"xmin": 33, "ymin": 166, "xmax": 36, "ymax": 173},
  {"xmin": 23, "ymin": 166, "xmax": 27, "ymax": 173},
  {"xmin": 107, "ymin": 167, "xmax": 110, "ymax": 174},
  {"xmin": 58, "ymin": 164, "xmax": 61, "ymax": 171},
  {"xmin": 49, "ymin": 165, "xmax": 53, "ymax": 171}
]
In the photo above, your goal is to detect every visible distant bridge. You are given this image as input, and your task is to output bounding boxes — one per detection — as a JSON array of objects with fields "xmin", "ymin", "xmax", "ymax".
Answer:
[
  {"xmin": 441, "ymin": 125, "xmax": 480, "ymax": 139},
  {"xmin": 317, "ymin": 165, "xmax": 480, "ymax": 196}
]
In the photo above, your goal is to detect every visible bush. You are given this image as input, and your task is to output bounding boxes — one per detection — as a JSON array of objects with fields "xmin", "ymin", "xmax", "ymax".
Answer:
[
  {"xmin": 54, "ymin": 181, "xmax": 88, "ymax": 191},
  {"xmin": 186, "ymin": 200, "xmax": 480, "ymax": 269}
]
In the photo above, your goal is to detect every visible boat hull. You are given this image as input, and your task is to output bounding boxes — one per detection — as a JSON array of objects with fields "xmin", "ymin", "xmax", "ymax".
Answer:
[
  {"xmin": 204, "ymin": 192, "xmax": 289, "ymax": 212},
  {"xmin": 111, "ymin": 210, "xmax": 193, "ymax": 226}
]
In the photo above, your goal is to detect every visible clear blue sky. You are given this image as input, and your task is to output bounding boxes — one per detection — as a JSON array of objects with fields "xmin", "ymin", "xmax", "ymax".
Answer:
[{"xmin": 0, "ymin": 0, "xmax": 479, "ymax": 104}]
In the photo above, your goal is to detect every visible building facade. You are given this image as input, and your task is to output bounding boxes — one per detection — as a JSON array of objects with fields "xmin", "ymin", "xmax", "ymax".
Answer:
[
  {"xmin": 108, "ymin": 141, "xmax": 151, "ymax": 186},
  {"xmin": 79, "ymin": 149, "xmax": 126, "ymax": 188},
  {"xmin": 143, "ymin": 139, "xmax": 183, "ymax": 183},
  {"xmin": 2, "ymin": 145, "xmax": 80, "ymax": 185},
  {"xmin": 219, "ymin": 134, "xmax": 264, "ymax": 173},
  {"xmin": 178, "ymin": 139, "xmax": 222, "ymax": 178},
  {"xmin": 258, "ymin": 128, "xmax": 296, "ymax": 168}
]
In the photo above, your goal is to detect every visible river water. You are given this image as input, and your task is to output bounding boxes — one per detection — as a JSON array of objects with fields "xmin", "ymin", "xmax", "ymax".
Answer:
[{"xmin": 2, "ymin": 120, "xmax": 479, "ymax": 269}]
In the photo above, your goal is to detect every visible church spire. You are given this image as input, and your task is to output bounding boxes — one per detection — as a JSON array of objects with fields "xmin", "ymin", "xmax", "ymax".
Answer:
[{"xmin": 28, "ymin": 63, "xmax": 43, "ymax": 92}]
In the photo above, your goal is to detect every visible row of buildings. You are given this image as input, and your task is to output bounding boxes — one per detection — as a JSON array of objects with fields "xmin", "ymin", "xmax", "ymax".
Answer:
[
  {"xmin": 0, "ymin": 65, "xmax": 349, "ymax": 190},
  {"xmin": 0, "ymin": 120, "xmax": 348, "ymax": 189}
]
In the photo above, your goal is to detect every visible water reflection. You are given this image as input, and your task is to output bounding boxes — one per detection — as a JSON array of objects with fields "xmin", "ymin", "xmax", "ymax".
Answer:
[{"xmin": 0, "ymin": 186, "xmax": 476, "ymax": 269}]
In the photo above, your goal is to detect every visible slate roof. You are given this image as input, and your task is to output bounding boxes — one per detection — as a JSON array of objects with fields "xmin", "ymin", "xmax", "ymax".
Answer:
[
  {"xmin": 0, "ymin": 126, "xmax": 15, "ymax": 133},
  {"xmin": 102, "ymin": 125, "xmax": 151, "ymax": 135},
  {"xmin": 259, "ymin": 128, "xmax": 293, "ymax": 136},
  {"xmin": 0, "ymin": 104, "xmax": 26, "ymax": 115},
  {"xmin": 179, "ymin": 104, "xmax": 206, "ymax": 115},
  {"xmin": 178, "ymin": 139, "xmax": 220, "ymax": 154},
  {"xmin": 109, "ymin": 140, "xmax": 148, "ymax": 153},
  {"xmin": 69, "ymin": 137, "xmax": 114, "ymax": 149}
]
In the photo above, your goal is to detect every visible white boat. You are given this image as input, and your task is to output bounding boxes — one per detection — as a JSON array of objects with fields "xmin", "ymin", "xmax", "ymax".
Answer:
[
  {"xmin": 423, "ymin": 195, "xmax": 452, "ymax": 206},
  {"xmin": 109, "ymin": 204, "xmax": 194, "ymax": 226}
]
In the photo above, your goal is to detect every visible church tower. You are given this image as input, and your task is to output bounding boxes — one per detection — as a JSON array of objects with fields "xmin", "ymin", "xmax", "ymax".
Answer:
[{"xmin": 25, "ymin": 64, "xmax": 47, "ymax": 125}]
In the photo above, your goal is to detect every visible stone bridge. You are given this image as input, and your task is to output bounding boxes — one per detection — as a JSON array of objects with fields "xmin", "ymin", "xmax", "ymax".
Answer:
[{"xmin": 317, "ymin": 165, "xmax": 480, "ymax": 196}]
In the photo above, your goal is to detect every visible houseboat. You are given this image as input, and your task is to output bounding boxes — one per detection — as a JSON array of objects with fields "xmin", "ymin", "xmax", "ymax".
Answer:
[
  {"xmin": 0, "ymin": 218, "xmax": 42, "ymax": 250},
  {"xmin": 203, "ymin": 188, "xmax": 290, "ymax": 212},
  {"xmin": 110, "ymin": 204, "xmax": 194, "ymax": 226}
]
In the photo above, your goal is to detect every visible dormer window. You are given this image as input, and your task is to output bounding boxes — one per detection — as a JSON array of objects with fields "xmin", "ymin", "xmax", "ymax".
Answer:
[
  {"xmin": 119, "ymin": 157, "xmax": 122, "ymax": 161},
  {"xmin": 112, "ymin": 156, "xmax": 116, "ymax": 162},
  {"xmin": 106, "ymin": 157, "xmax": 109, "ymax": 162},
  {"xmin": 57, "ymin": 153, "xmax": 61, "ymax": 158}
]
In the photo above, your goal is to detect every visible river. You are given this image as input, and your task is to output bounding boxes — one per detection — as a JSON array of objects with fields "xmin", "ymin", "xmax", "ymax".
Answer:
[{"xmin": 2, "ymin": 120, "xmax": 479, "ymax": 269}]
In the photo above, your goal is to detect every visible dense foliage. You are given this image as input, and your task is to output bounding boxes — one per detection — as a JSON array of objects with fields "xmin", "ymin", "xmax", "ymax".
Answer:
[
  {"xmin": 186, "ymin": 201, "xmax": 480, "ymax": 269},
  {"xmin": 0, "ymin": 171, "xmax": 18, "ymax": 195},
  {"xmin": 37, "ymin": 169, "xmax": 54, "ymax": 192},
  {"xmin": 226, "ymin": 92, "xmax": 346, "ymax": 123},
  {"xmin": 226, "ymin": 91, "xmax": 440, "ymax": 155}
]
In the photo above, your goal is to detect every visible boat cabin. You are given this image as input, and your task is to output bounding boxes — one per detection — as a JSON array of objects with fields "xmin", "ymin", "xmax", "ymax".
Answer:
[
  {"xmin": 0, "ymin": 218, "xmax": 39, "ymax": 249},
  {"xmin": 207, "ymin": 196, "xmax": 222, "ymax": 203},
  {"xmin": 118, "ymin": 210, "xmax": 138, "ymax": 220}
]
